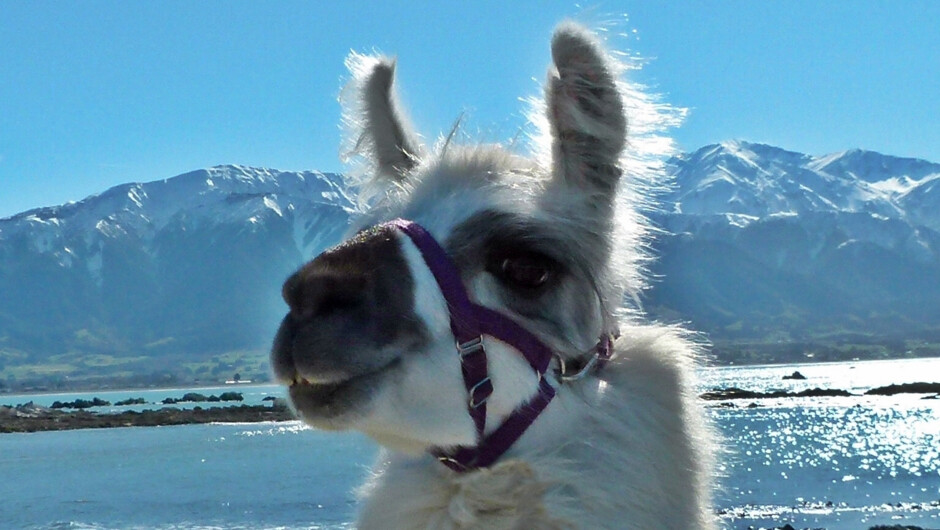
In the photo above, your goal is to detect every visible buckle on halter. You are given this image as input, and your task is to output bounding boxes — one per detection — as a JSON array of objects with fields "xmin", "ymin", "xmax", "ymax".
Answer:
[
  {"xmin": 468, "ymin": 377, "xmax": 493, "ymax": 408},
  {"xmin": 554, "ymin": 333, "xmax": 615, "ymax": 382},
  {"xmin": 456, "ymin": 336, "xmax": 484, "ymax": 357},
  {"xmin": 436, "ymin": 455, "xmax": 468, "ymax": 471},
  {"xmin": 555, "ymin": 352, "xmax": 600, "ymax": 382}
]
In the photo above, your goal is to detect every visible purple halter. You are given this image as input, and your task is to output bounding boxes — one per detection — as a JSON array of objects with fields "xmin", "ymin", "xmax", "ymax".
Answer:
[{"xmin": 387, "ymin": 219, "xmax": 613, "ymax": 472}]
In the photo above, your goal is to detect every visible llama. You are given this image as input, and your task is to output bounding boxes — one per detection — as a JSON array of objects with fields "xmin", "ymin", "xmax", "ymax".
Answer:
[{"xmin": 271, "ymin": 22, "xmax": 715, "ymax": 529}]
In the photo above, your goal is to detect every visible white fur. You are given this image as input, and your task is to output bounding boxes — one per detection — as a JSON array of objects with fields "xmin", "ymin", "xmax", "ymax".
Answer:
[
  {"xmin": 357, "ymin": 328, "xmax": 714, "ymax": 529},
  {"xmin": 305, "ymin": 21, "xmax": 716, "ymax": 529}
]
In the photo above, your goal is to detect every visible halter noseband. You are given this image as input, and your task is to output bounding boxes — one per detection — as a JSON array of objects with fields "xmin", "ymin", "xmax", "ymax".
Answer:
[{"xmin": 388, "ymin": 219, "xmax": 613, "ymax": 472}]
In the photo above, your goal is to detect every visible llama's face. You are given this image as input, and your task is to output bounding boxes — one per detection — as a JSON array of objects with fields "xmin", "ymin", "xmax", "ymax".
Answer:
[{"xmin": 271, "ymin": 24, "xmax": 628, "ymax": 454}]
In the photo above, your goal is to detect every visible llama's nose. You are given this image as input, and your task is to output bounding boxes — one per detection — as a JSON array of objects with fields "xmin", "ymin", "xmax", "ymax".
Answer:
[
  {"xmin": 281, "ymin": 224, "xmax": 400, "ymax": 322},
  {"xmin": 282, "ymin": 269, "xmax": 370, "ymax": 321}
]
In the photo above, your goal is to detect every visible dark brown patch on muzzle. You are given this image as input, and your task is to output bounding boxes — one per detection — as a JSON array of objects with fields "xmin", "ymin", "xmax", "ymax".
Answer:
[{"xmin": 271, "ymin": 224, "xmax": 425, "ymax": 385}]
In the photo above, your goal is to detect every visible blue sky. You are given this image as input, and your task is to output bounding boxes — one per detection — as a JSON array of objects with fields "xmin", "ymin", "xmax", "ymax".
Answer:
[{"xmin": 2, "ymin": 1, "xmax": 938, "ymax": 219}]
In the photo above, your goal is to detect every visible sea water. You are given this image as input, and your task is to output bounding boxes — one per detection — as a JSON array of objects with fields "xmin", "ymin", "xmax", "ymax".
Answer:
[
  {"xmin": 0, "ymin": 423, "xmax": 370, "ymax": 529},
  {"xmin": 1, "ymin": 358, "xmax": 938, "ymax": 529}
]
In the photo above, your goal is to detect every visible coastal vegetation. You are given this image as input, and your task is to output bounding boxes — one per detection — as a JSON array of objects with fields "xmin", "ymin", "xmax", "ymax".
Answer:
[{"xmin": 0, "ymin": 348, "xmax": 270, "ymax": 393}]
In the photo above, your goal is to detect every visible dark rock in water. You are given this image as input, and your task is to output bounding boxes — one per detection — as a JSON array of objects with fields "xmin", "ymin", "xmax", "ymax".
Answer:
[
  {"xmin": 783, "ymin": 370, "xmax": 807, "ymax": 380},
  {"xmin": 162, "ymin": 392, "xmax": 242, "ymax": 404},
  {"xmin": 218, "ymin": 391, "xmax": 243, "ymax": 402},
  {"xmin": 865, "ymin": 382, "xmax": 940, "ymax": 396},
  {"xmin": 262, "ymin": 396, "xmax": 276, "ymax": 401},
  {"xmin": 923, "ymin": 394, "xmax": 939, "ymax": 400},
  {"xmin": 50, "ymin": 397, "xmax": 110, "ymax": 409},
  {"xmin": 12, "ymin": 402, "xmax": 53, "ymax": 417},
  {"xmin": 702, "ymin": 387, "xmax": 765, "ymax": 400},
  {"xmin": 792, "ymin": 387, "xmax": 853, "ymax": 398},
  {"xmin": 115, "ymin": 397, "xmax": 147, "ymax": 406},
  {"xmin": 701, "ymin": 386, "xmax": 853, "ymax": 400}
]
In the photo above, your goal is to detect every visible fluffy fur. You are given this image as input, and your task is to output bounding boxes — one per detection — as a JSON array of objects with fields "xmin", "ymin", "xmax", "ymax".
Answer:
[
  {"xmin": 357, "ymin": 328, "xmax": 714, "ymax": 529},
  {"xmin": 276, "ymin": 21, "xmax": 715, "ymax": 529}
]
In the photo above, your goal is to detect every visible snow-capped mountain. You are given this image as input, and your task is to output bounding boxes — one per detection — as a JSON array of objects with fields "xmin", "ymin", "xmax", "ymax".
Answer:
[
  {"xmin": 646, "ymin": 141, "xmax": 940, "ymax": 341},
  {"xmin": 2, "ymin": 165, "xmax": 355, "ymax": 267},
  {"xmin": 0, "ymin": 166, "xmax": 356, "ymax": 372},
  {"xmin": 665, "ymin": 140, "xmax": 940, "ymax": 226},
  {"xmin": 657, "ymin": 141, "xmax": 940, "ymax": 266},
  {"xmin": 2, "ymin": 143, "xmax": 940, "ymax": 377}
]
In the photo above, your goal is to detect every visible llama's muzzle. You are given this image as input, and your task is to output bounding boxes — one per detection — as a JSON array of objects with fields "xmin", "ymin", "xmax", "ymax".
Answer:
[{"xmin": 271, "ymin": 223, "xmax": 423, "ymax": 389}]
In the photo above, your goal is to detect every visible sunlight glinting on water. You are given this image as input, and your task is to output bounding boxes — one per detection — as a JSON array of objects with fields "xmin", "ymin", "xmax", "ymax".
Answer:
[
  {"xmin": 3, "ymin": 359, "xmax": 939, "ymax": 529},
  {"xmin": 233, "ymin": 422, "xmax": 309, "ymax": 438},
  {"xmin": 697, "ymin": 357, "xmax": 940, "ymax": 395},
  {"xmin": 717, "ymin": 403, "xmax": 939, "ymax": 500}
]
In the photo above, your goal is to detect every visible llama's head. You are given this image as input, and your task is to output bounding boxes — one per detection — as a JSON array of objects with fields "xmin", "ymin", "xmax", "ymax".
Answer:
[{"xmin": 272, "ymin": 23, "xmax": 657, "ymax": 455}]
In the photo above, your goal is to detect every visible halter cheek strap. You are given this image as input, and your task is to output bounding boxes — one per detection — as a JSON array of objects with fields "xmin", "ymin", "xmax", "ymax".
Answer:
[{"xmin": 388, "ymin": 219, "xmax": 613, "ymax": 472}]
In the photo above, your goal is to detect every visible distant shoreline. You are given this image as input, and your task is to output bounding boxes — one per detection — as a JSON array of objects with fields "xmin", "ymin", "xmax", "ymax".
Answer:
[
  {"xmin": 0, "ymin": 403, "xmax": 295, "ymax": 434},
  {"xmin": 701, "ymin": 381, "xmax": 940, "ymax": 402},
  {"xmin": 0, "ymin": 381, "xmax": 277, "ymax": 399},
  {"xmin": 3, "ymin": 379, "xmax": 938, "ymax": 434},
  {"xmin": 5, "ymin": 356, "xmax": 940, "ymax": 396}
]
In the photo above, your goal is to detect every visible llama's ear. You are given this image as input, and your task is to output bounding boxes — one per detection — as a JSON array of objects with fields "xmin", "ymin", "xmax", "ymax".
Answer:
[
  {"xmin": 343, "ymin": 54, "xmax": 422, "ymax": 181},
  {"xmin": 545, "ymin": 23, "xmax": 626, "ymax": 197}
]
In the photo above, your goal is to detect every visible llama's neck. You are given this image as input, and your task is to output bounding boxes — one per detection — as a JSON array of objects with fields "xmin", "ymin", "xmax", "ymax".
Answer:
[{"xmin": 356, "ymin": 325, "xmax": 715, "ymax": 530}]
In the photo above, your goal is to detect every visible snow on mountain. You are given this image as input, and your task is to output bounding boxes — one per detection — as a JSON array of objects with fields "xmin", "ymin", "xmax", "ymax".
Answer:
[
  {"xmin": 809, "ymin": 147, "xmax": 940, "ymax": 184},
  {"xmin": 2, "ymin": 165, "xmax": 355, "ymax": 250},
  {"xmin": 664, "ymin": 140, "xmax": 932, "ymax": 220},
  {"xmin": 647, "ymin": 141, "xmax": 940, "ymax": 342},
  {"xmin": 663, "ymin": 140, "xmax": 940, "ymax": 238},
  {"xmin": 3, "ymin": 144, "xmax": 940, "ymax": 368},
  {"xmin": 899, "ymin": 174, "xmax": 940, "ymax": 232},
  {"xmin": 0, "ymin": 165, "xmax": 357, "ymax": 281},
  {"xmin": 0, "ymin": 165, "xmax": 357, "ymax": 364}
]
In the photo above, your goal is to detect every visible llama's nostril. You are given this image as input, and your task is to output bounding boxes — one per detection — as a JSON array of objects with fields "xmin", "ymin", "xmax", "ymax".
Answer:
[
  {"xmin": 283, "ymin": 272, "xmax": 371, "ymax": 321},
  {"xmin": 314, "ymin": 290, "xmax": 367, "ymax": 317},
  {"xmin": 283, "ymin": 223, "xmax": 396, "ymax": 321}
]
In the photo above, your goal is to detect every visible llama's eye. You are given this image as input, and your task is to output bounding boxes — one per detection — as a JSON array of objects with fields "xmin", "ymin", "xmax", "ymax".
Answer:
[{"xmin": 491, "ymin": 253, "xmax": 556, "ymax": 290}]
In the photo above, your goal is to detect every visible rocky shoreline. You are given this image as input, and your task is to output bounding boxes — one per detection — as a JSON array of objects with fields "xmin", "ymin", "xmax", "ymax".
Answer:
[
  {"xmin": 0, "ymin": 401, "xmax": 295, "ymax": 433},
  {"xmin": 2, "ymin": 380, "xmax": 938, "ymax": 434},
  {"xmin": 747, "ymin": 524, "xmax": 931, "ymax": 530},
  {"xmin": 700, "ymin": 381, "xmax": 940, "ymax": 404}
]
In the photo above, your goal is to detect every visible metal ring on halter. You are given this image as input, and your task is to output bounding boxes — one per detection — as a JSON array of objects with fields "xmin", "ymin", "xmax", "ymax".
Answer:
[
  {"xmin": 468, "ymin": 377, "xmax": 492, "ymax": 408},
  {"xmin": 457, "ymin": 336, "xmax": 484, "ymax": 357},
  {"xmin": 436, "ymin": 455, "xmax": 467, "ymax": 470},
  {"xmin": 555, "ymin": 351, "xmax": 600, "ymax": 382}
]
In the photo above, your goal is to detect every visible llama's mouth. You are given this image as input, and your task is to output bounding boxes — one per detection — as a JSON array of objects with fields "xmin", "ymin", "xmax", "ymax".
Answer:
[{"xmin": 286, "ymin": 358, "xmax": 401, "ymax": 427}]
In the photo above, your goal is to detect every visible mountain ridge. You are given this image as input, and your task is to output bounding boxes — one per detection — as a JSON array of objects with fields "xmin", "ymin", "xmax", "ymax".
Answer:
[
  {"xmin": 664, "ymin": 140, "xmax": 940, "ymax": 227},
  {"xmin": 2, "ymin": 143, "xmax": 939, "ymax": 387},
  {"xmin": 647, "ymin": 140, "xmax": 940, "ymax": 349}
]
